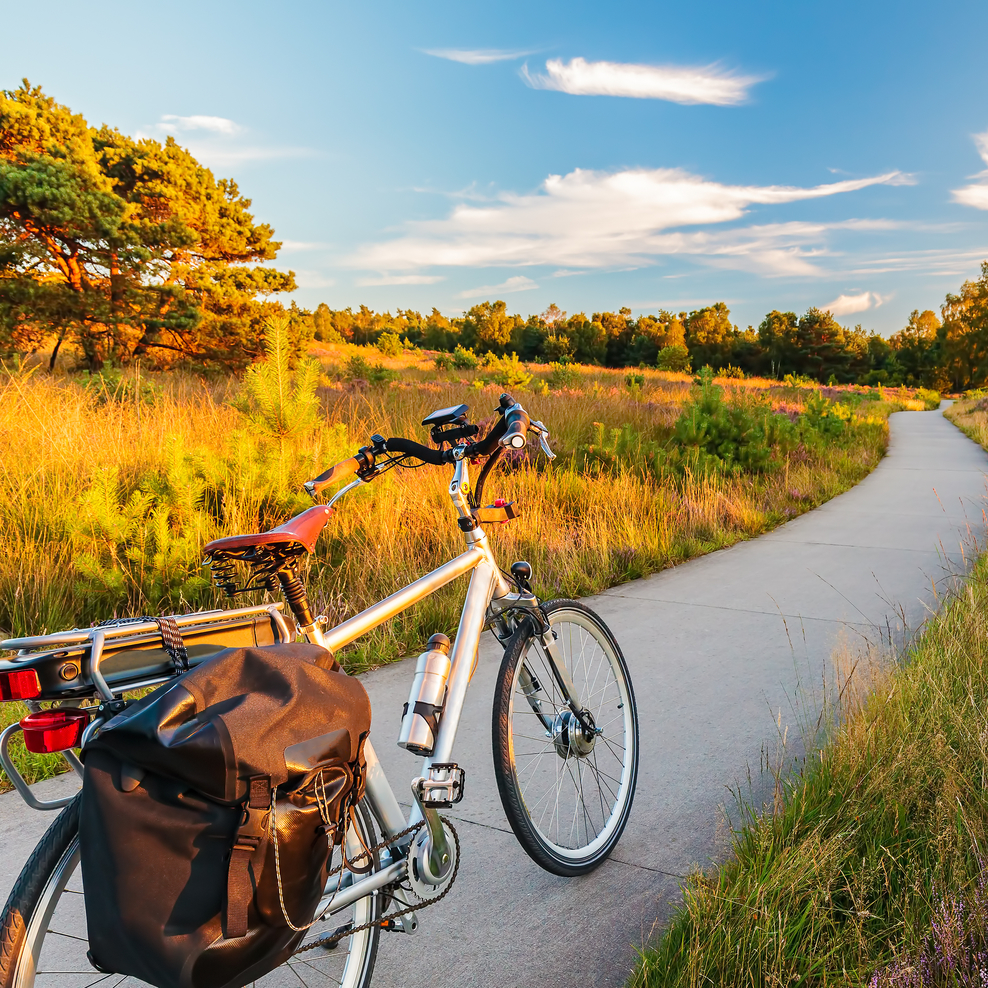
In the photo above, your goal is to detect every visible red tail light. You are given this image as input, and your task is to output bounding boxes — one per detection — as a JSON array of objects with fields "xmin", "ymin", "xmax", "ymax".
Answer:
[
  {"xmin": 20, "ymin": 710, "xmax": 89, "ymax": 753},
  {"xmin": 0, "ymin": 668, "xmax": 41, "ymax": 701}
]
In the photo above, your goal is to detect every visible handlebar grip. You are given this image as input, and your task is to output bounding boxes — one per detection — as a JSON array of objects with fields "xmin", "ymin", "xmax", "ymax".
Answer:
[
  {"xmin": 305, "ymin": 456, "xmax": 359, "ymax": 495},
  {"xmin": 383, "ymin": 437, "xmax": 449, "ymax": 465},
  {"xmin": 500, "ymin": 405, "xmax": 530, "ymax": 450}
]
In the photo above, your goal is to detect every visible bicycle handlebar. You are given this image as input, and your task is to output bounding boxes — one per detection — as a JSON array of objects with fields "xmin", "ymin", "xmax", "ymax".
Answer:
[
  {"xmin": 304, "ymin": 392, "xmax": 551, "ymax": 500},
  {"xmin": 303, "ymin": 456, "xmax": 360, "ymax": 497},
  {"xmin": 382, "ymin": 436, "xmax": 448, "ymax": 465}
]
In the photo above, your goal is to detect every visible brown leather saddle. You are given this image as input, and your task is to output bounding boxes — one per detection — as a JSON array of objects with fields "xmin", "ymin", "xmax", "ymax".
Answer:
[{"xmin": 202, "ymin": 505, "xmax": 334, "ymax": 558}]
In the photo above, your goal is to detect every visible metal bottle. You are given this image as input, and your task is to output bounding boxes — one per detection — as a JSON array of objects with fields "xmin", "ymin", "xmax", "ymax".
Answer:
[{"xmin": 397, "ymin": 633, "xmax": 451, "ymax": 756}]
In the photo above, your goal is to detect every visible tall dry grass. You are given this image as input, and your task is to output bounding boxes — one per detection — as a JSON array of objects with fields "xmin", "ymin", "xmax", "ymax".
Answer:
[{"xmin": 0, "ymin": 354, "xmax": 903, "ymax": 790}]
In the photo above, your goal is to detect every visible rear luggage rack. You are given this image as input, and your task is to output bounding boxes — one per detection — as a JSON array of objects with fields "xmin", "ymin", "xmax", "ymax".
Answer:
[
  {"xmin": 1, "ymin": 603, "xmax": 294, "ymax": 700},
  {"xmin": 0, "ymin": 603, "xmax": 295, "ymax": 811}
]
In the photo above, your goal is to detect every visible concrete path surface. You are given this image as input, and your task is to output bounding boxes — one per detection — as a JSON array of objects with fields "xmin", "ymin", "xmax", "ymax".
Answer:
[{"xmin": 3, "ymin": 406, "xmax": 987, "ymax": 988}]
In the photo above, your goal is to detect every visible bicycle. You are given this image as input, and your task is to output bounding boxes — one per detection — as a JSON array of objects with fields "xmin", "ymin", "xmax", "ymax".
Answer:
[{"xmin": 0, "ymin": 392, "xmax": 639, "ymax": 988}]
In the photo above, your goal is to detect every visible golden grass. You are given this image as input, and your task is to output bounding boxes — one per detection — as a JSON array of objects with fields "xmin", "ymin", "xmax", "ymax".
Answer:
[{"xmin": 0, "ymin": 353, "xmax": 904, "ymax": 790}]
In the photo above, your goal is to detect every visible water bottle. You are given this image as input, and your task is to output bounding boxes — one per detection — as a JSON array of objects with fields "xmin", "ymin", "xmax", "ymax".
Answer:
[{"xmin": 397, "ymin": 633, "xmax": 451, "ymax": 755}]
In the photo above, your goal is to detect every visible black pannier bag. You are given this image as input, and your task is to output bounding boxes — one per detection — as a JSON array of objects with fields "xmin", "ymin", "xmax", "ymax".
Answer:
[{"xmin": 79, "ymin": 642, "xmax": 372, "ymax": 988}]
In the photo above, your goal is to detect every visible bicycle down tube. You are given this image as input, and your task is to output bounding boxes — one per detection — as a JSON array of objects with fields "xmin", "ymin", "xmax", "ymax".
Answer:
[{"xmin": 303, "ymin": 529, "xmax": 510, "ymax": 843}]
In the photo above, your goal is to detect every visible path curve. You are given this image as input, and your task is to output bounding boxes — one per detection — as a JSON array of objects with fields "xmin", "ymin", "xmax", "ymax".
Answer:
[{"xmin": 2, "ymin": 407, "xmax": 986, "ymax": 988}]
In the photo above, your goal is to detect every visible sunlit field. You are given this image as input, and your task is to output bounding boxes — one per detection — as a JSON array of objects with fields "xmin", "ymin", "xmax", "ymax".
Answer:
[{"xmin": 0, "ymin": 345, "xmax": 934, "ymax": 789}]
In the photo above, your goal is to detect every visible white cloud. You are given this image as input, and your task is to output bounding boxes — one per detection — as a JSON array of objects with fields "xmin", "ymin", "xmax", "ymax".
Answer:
[
  {"xmin": 423, "ymin": 48, "xmax": 535, "ymax": 65},
  {"xmin": 279, "ymin": 240, "xmax": 330, "ymax": 251},
  {"xmin": 521, "ymin": 57, "xmax": 766, "ymax": 105},
  {"xmin": 293, "ymin": 271, "xmax": 335, "ymax": 289},
  {"xmin": 822, "ymin": 291, "xmax": 888, "ymax": 316},
  {"xmin": 457, "ymin": 276, "xmax": 539, "ymax": 299},
  {"xmin": 355, "ymin": 274, "xmax": 446, "ymax": 286},
  {"xmin": 136, "ymin": 115, "xmax": 317, "ymax": 169},
  {"xmin": 351, "ymin": 166, "xmax": 912, "ymax": 276},
  {"xmin": 951, "ymin": 129, "xmax": 988, "ymax": 210},
  {"xmin": 160, "ymin": 114, "xmax": 243, "ymax": 135}
]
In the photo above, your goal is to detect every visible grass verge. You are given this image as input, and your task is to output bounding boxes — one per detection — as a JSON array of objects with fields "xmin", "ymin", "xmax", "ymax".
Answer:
[{"xmin": 632, "ymin": 503, "xmax": 988, "ymax": 982}]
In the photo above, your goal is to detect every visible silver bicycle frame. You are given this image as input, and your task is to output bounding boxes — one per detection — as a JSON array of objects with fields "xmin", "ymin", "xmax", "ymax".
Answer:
[{"xmin": 305, "ymin": 456, "xmax": 513, "ymax": 843}]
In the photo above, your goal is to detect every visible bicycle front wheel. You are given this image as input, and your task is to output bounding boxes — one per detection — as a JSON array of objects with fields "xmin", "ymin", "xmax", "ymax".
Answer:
[
  {"xmin": 0, "ymin": 795, "xmax": 382, "ymax": 988},
  {"xmin": 492, "ymin": 599, "xmax": 639, "ymax": 876}
]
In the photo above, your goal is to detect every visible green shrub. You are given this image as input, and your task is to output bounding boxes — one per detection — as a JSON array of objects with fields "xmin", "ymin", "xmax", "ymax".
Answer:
[
  {"xmin": 916, "ymin": 387, "xmax": 942, "ymax": 410},
  {"xmin": 346, "ymin": 354, "xmax": 399, "ymax": 385},
  {"xmin": 547, "ymin": 362, "xmax": 579, "ymax": 390},
  {"xmin": 85, "ymin": 367, "xmax": 162, "ymax": 406},
  {"xmin": 782, "ymin": 372, "xmax": 814, "ymax": 387},
  {"xmin": 672, "ymin": 368, "xmax": 773, "ymax": 474},
  {"xmin": 720, "ymin": 365, "xmax": 745, "ymax": 380},
  {"xmin": 542, "ymin": 334, "xmax": 574, "ymax": 362},
  {"xmin": 657, "ymin": 344, "xmax": 691, "ymax": 373},
  {"xmin": 452, "ymin": 345, "xmax": 478, "ymax": 370},
  {"xmin": 480, "ymin": 353, "xmax": 532, "ymax": 389},
  {"xmin": 625, "ymin": 372, "xmax": 646, "ymax": 390},
  {"xmin": 376, "ymin": 331, "xmax": 403, "ymax": 357},
  {"xmin": 433, "ymin": 352, "xmax": 454, "ymax": 371},
  {"xmin": 802, "ymin": 392, "xmax": 847, "ymax": 438},
  {"xmin": 578, "ymin": 421, "xmax": 662, "ymax": 476}
]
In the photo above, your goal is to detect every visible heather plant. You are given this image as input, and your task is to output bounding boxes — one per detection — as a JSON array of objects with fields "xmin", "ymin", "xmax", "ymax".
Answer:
[{"xmin": 870, "ymin": 873, "xmax": 988, "ymax": 987}]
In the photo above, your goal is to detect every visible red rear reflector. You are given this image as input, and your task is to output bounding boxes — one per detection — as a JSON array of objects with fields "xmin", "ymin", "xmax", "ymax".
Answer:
[
  {"xmin": 0, "ymin": 669, "xmax": 41, "ymax": 701},
  {"xmin": 20, "ymin": 710, "xmax": 89, "ymax": 753}
]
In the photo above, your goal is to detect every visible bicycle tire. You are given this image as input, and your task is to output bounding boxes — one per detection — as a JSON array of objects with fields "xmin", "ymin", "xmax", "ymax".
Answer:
[
  {"xmin": 0, "ymin": 794, "xmax": 382, "ymax": 988},
  {"xmin": 492, "ymin": 599, "xmax": 639, "ymax": 877}
]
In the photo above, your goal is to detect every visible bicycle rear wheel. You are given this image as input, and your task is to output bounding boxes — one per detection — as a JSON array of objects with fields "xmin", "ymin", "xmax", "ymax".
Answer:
[
  {"xmin": 0, "ymin": 795, "xmax": 382, "ymax": 988},
  {"xmin": 492, "ymin": 599, "xmax": 639, "ymax": 877}
]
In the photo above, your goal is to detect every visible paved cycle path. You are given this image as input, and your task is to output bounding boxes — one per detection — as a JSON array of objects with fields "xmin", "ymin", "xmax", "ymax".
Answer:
[{"xmin": 3, "ymin": 406, "xmax": 987, "ymax": 988}]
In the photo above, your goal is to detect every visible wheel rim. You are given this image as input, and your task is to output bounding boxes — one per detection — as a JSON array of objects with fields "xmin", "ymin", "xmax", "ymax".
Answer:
[
  {"xmin": 507, "ymin": 608, "xmax": 636, "ymax": 862},
  {"xmin": 13, "ymin": 823, "xmax": 378, "ymax": 988}
]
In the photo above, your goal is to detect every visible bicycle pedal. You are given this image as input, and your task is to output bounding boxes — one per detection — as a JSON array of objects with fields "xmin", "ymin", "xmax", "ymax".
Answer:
[{"xmin": 412, "ymin": 763, "xmax": 465, "ymax": 809}]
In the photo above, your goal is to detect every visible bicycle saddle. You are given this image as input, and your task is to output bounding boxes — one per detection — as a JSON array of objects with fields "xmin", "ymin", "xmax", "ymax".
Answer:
[{"xmin": 202, "ymin": 505, "xmax": 333, "ymax": 557}]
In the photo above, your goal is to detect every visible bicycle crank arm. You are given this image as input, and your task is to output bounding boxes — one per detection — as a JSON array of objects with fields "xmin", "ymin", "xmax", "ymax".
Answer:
[{"xmin": 409, "ymin": 765, "xmax": 463, "ymax": 886}]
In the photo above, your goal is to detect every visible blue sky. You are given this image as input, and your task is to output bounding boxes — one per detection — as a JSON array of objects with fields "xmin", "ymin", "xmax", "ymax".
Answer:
[{"xmin": 5, "ymin": 0, "xmax": 988, "ymax": 334}]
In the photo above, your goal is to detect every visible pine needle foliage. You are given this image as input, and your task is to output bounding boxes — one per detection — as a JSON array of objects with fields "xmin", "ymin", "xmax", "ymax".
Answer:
[{"xmin": 234, "ymin": 313, "xmax": 320, "ymax": 445}]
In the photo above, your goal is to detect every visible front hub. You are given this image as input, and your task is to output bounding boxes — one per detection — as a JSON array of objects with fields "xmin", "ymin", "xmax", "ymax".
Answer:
[{"xmin": 551, "ymin": 709, "xmax": 597, "ymax": 759}]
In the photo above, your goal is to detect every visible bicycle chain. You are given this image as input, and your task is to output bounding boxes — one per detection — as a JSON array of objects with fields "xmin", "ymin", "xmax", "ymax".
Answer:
[{"xmin": 292, "ymin": 817, "xmax": 461, "ymax": 954}]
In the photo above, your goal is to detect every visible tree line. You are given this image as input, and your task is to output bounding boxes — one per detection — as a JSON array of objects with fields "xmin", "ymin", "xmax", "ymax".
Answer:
[
  {"xmin": 4, "ymin": 82, "xmax": 988, "ymax": 390},
  {"xmin": 309, "ymin": 274, "xmax": 988, "ymax": 392}
]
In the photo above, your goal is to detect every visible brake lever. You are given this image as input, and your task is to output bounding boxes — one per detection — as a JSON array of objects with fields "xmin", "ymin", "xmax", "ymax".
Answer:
[{"xmin": 529, "ymin": 421, "xmax": 557, "ymax": 460}]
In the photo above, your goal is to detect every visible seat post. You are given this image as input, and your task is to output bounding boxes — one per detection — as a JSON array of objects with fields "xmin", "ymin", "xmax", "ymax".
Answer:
[{"xmin": 277, "ymin": 569, "xmax": 315, "ymax": 630}]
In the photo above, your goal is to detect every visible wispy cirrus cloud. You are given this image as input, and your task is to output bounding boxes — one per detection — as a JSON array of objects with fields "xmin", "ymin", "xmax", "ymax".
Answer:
[
  {"xmin": 136, "ymin": 114, "xmax": 318, "ymax": 169},
  {"xmin": 951, "ymin": 130, "xmax": 988, "ymax": 210},
  {"xmin": 351, "ymin": 166, "xmax": 914, "ymax": 277},
  {"xmin": 521, "ymin": 57, "xmax": 767, "ymax": 105},
  {"xmin": 457, "ymin": 275, "xmax": 538, "ymax": 299},
  {"xmin": 356, "ymin": 274, "xmax": 446, "ymax": 286},
  {"xmin": 423, "ymin": 47, "xmax": 536, "ymax": 65},
  {"xmin": 822, "ymin": 291, "xmax": 888, "ymax": 316},
  {"xmin": 159, "ymin": 114, "xmax": 244, "ymax": 135}
]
